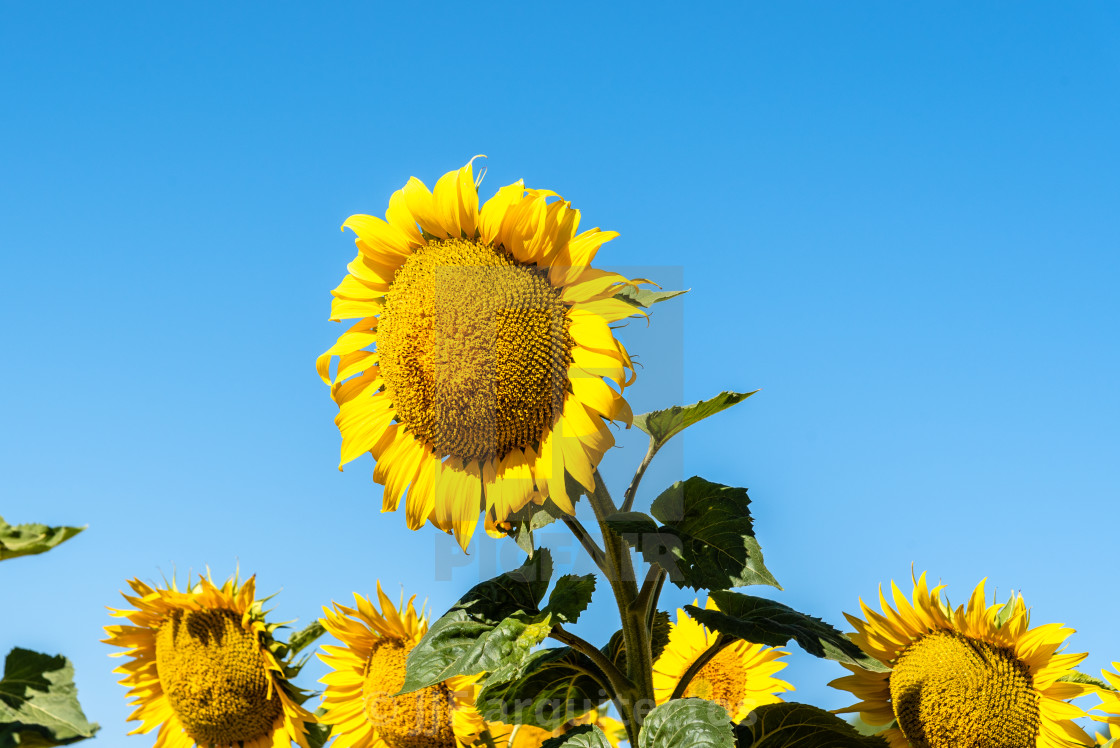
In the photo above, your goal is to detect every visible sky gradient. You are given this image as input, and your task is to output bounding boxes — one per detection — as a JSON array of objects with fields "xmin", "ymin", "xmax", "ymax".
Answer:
[{"xmin": 2, "ymin": 2, "xmax": 1119, "ymax": 742}]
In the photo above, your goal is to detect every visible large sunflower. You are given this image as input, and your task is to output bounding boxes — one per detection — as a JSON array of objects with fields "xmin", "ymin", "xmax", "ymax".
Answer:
[
  {"xmin": 103, "ymin": 574, "xmax": 315, "ymax": 748},
  {"xmin": 317, "ymin": 158, "xmax": 643, "ymax": 549},
  {"xmin": 830, "ymin": 573, "xmax": 1094, "ymax": 748},
  {"xmin": 318, "ymin": 583, "xmax": 489, "ymax": 747},
  {"xmin": 652, "ymin": 599, "xmax": 794, "ymax": 723}
]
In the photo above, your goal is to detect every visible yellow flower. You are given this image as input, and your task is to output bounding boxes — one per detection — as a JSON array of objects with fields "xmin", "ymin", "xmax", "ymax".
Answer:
[
  {"xmin": 103, "ymin": 574, "xmax": 315, "ymax": 748},
  {"xmin": 318, "ymin": 583, "xmax": 489, "ymax": 747},
  {"xmin": 317, "ymin": 158, "xmax": 643, "ymax": 549},
  {"xmin": 1091, "ymin": 664, "xmax": 1120, "ymax": 742},
  {"xmin": 830, "ymin": 572, "xmax": 1094, "ymax": 748},
  {"xmin": 495, "ymin": 710, "xmax": 626, "ymax": 748},
  {"xmin": 652, "ymin": 599, "xmax": 794, "ymax": 722}
]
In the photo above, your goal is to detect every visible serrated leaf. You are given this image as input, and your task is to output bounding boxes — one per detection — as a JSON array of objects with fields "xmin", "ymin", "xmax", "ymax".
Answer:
[
  {"xmin": 546, "ymin": 575, "xmax": 596, "ymax": 624},
  {"xmin": 540, "ymin": 724, "xmax": 614, "ymax": 748},
  {"xmin": 607, "ymin": 478, "xmax": 780, "ymax": 592},
  {"xmin": 686, "ymin": 592, "xmax": 887, "ymax": 672},
  {"xmin": 1058, "ymin": 669, "xmax": 1114, "ymax": 691},
  {"xmin": 476, "ymin": 648, "xmax": 608, "ymax": 731},
  {"xmin": 0, "ymin": 648, "xmax": 99, "ymax": 747},
  {"xmin": 614, "ymin": 286, "xmax": 689, "ymax": 310},
  {"xmin": 400, "ymin": 551, "xmax": 553, "ymax": 694},
  {"xmin": 0, "ymin": 519, "xmax": 85, "ymax": 562},
  {"xmin": 735, "ymin": 703, "xmax": 890, "ymax": 747},
  {"xmin": 638, "ymin": 698, "xmax": 733, "ymax": 748},
  {"xmin": 633, "ymin": 390, "xmax": 757, "ymax": 448},
  {"xmin": 285, "ymin": 621, "xmax": 326, "ymax": 658}
]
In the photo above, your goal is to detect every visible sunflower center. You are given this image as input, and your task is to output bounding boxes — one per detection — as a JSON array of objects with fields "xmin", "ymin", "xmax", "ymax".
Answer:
[
  {"xmin": 377, "ymin": 238, "xmax": 573, "ymax": 463},
  {"xmin": 362, "ymin": 639, "xmax": 456, "ymax": 747},
  {"xmin": 154, "ymin": 608, "xmax": 281, "ymax": 745},
  {"xmin": 685, "ymin": 647, "xmax": 751, "ymax": 717},
  {"xmin": 889, "ymin": 631, "xmax": 1040, "ymax": 748}
]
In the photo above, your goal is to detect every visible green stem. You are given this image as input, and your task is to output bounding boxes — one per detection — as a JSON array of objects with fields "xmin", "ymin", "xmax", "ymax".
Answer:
[
  {"xmin": 587, "ymin": 470, "xmax": 655, "ymax": 738},
  {"xmin": 620, "ymin": 439, "xmax": 659, "ymax": 513},
  {"xmin": 550, "ymin": 625, "xmax": 630, "ymax": 707},
  {"xmin": 561, "ymin": 514, "xmax": 607, "ymax": 570}
]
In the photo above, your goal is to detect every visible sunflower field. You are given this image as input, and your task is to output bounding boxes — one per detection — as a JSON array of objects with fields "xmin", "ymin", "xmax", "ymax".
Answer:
[{"xmin": 5, "ymin": 5, "xmax": 1120, "ymax": 748}]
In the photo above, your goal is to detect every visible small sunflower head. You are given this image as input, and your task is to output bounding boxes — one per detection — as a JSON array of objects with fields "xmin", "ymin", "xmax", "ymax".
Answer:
[
  {"xmin": 318, "ymin": 582, "xmax": 489, "ymax": 747},
  {"xmin": 653, "ymin": 599, "xmax": 794, "ymax": 723},
  {"xmin": 103, "ymin": 573, "xmax": 315, "ymax": 748},
  {"xmin": 830, "ymin": 572, "xmax": 1095, "ymax": 748}
]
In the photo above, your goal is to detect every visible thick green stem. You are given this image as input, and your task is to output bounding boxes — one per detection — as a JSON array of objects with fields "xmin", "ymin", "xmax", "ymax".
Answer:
[{"xmin": 587, "ymin": 470, "xmax": 656, "ymax": 737}]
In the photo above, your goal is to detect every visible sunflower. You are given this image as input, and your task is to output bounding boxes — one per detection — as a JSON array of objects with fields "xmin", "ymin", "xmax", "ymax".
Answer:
[
  {"xmin": 317, "ymin": 158, "xmax": 644, "ymax": 549},
  {"xmin": 492, "ymin": 709, "xmax": 626, "ymax": 748},
  {"xmin": 652, "ymin": 599, "xmax": 794, "ymax": 722},
  {"xmin": 1091, "ymin": 664, "xmax": 1120, "ymax": 742},
  {"xmin": 103, "ymin": 574, "xmax": 315, "ymax": 748},
  {"xmin": 1096, "ymin": 724, "xmax": 1120, "ymax": 747},
  {"xmin": 830, "ymin": 572, "xmax": 1094, "ymax": 748},
  {"xmin": 318, "ymin": 582, "xmax": 490, "ymax": 747}
]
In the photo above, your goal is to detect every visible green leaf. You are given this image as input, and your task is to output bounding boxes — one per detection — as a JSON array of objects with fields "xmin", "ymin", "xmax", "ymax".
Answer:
[
  {"xmin": 633, "ymin": 390, "xmax": 757, "ymax": 448},
  {"xmin": 638, "ymin": 698, "xmax": 734, "ymax": 748},
  {"xmin": 400, "ymin": 551, "xmax": 553, "ymax": 694},
  {"xmin": 546, "ymin": 575, "xmax": 596, "ymax": 624},
  {"xmin": 0, "ymin": 519, "xmax": 85, "ymax": 562},
  {"xmin": 305, "ymin": 721, "xmax": 332, "ymax": 748},
  {"xmin": 735, "ymin": 703, "xmax": 890, "ymax": 747},
  {"xmin": 606, "ymin": 477, "xmax": 780, "ymax": 592},
  {"xmin": 476, "ymin": 648, "xmax": 608, "ymax": 731},
  {"xmin": 614, "ymin": 286, "xmax": 689, "ymax": 310},
  {"xmin": 1058, "ymin": 669, "xmax": 1114, "ymax": 691},
  {"xmin": 686, "ymin": 591, "xmax": 888, "ymax": 672},
  {"xmin": 285, "ymin": 621, "xmax": 326, "ymax": 658},
  {"xmin": 540, "ymin": 724, "xmax": 614, "ymax": 748},
  {"xmin": 505, "ymin": 503, "xmax": 568, "ymax": 556},
  {"xmin": 0, "ymin": 648, "xmax": 99, "ymax": 747}
]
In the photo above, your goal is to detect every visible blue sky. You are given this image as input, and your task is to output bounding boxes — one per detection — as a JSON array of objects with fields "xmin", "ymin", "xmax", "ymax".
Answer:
[{"xmin": 2, "ymin": 1, "xmax": 1119, "ymax": 742}]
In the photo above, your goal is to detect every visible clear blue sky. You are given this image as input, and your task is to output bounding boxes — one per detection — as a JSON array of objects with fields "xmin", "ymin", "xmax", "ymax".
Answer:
[{"xmin": 2, "ymin": 2, "xmax": 1118, "ymax": 742}]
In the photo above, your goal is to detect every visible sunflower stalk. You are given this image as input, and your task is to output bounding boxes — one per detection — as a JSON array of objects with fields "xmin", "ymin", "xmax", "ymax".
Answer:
[
  {"xmin": 584, "ymin": 470, "xmax": 655, "ymax": 742},
  {"xmin": 668, "ymin": 633, "xmax": 731, "ymax": 701}
]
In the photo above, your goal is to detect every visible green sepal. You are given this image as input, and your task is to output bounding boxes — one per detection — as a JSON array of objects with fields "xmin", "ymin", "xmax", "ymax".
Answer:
[
  {"xmin": 475, "ymin": 648, "xmax": 608, "ymax": 731},
  {"xmin": 633, "ymin": 390, "xmax": 757, "ymax": 448},
  {"xmin": 0, "ymin": 518, "xmax": 85, "ymax": 562},
  {"xmin": 606, "ymin": 477, "xmax": 780, "ymax": 591},
  {"xmin": 400, "ymin": 550, "xmax": 553, "ymax": 694},
  {"xmin": 1058, "ymin": 669, "xmax": 1114, "ymax": 692},
  {"xmin": 613, "ymin": 286, "xmax": 689, "ymax": 311},
  {"xmin": 285, "ymin": 621, "xmax": 327, "ymax": 659},
  {"xmin": 638, "ymin": 698, "xmax": 734, "ymax": 748},
  {"xmin": 540, "ymin": 724, "xmax": 614, "ymax": 748},
  {"xmin": 735, "ymin": 703, "xmax": 890, "ymax": 747},
  {"xmin": 0, "ymin": 648, "xmax": 99, "ymax": 747},
  {"xmin": 686, "ymin": 591, "xmax": 888, "ymax": 672}
]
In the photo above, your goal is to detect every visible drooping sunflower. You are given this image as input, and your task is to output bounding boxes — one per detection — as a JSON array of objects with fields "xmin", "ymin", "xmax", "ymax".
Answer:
[
  {"xmin": 492, "ymin": 709, "xmax": 626, "ymax": 748},
  {"xmin": 317, "ymin": 158, "xmax": 645, "ymax": 549},
  {"xmin": 830, "ymin": 572, "xmax": 1095, "ymax": 748},
  {"xmin": 103, "ymin": 574, "xmax": 315, "ymax": 748},
  {"xmin": 652, "ymin": 599, "xmax": 794, "ymax": 722},
  {"xmin": 318, "ymin": 582, "xmax": 490, "ymax": 748}
]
